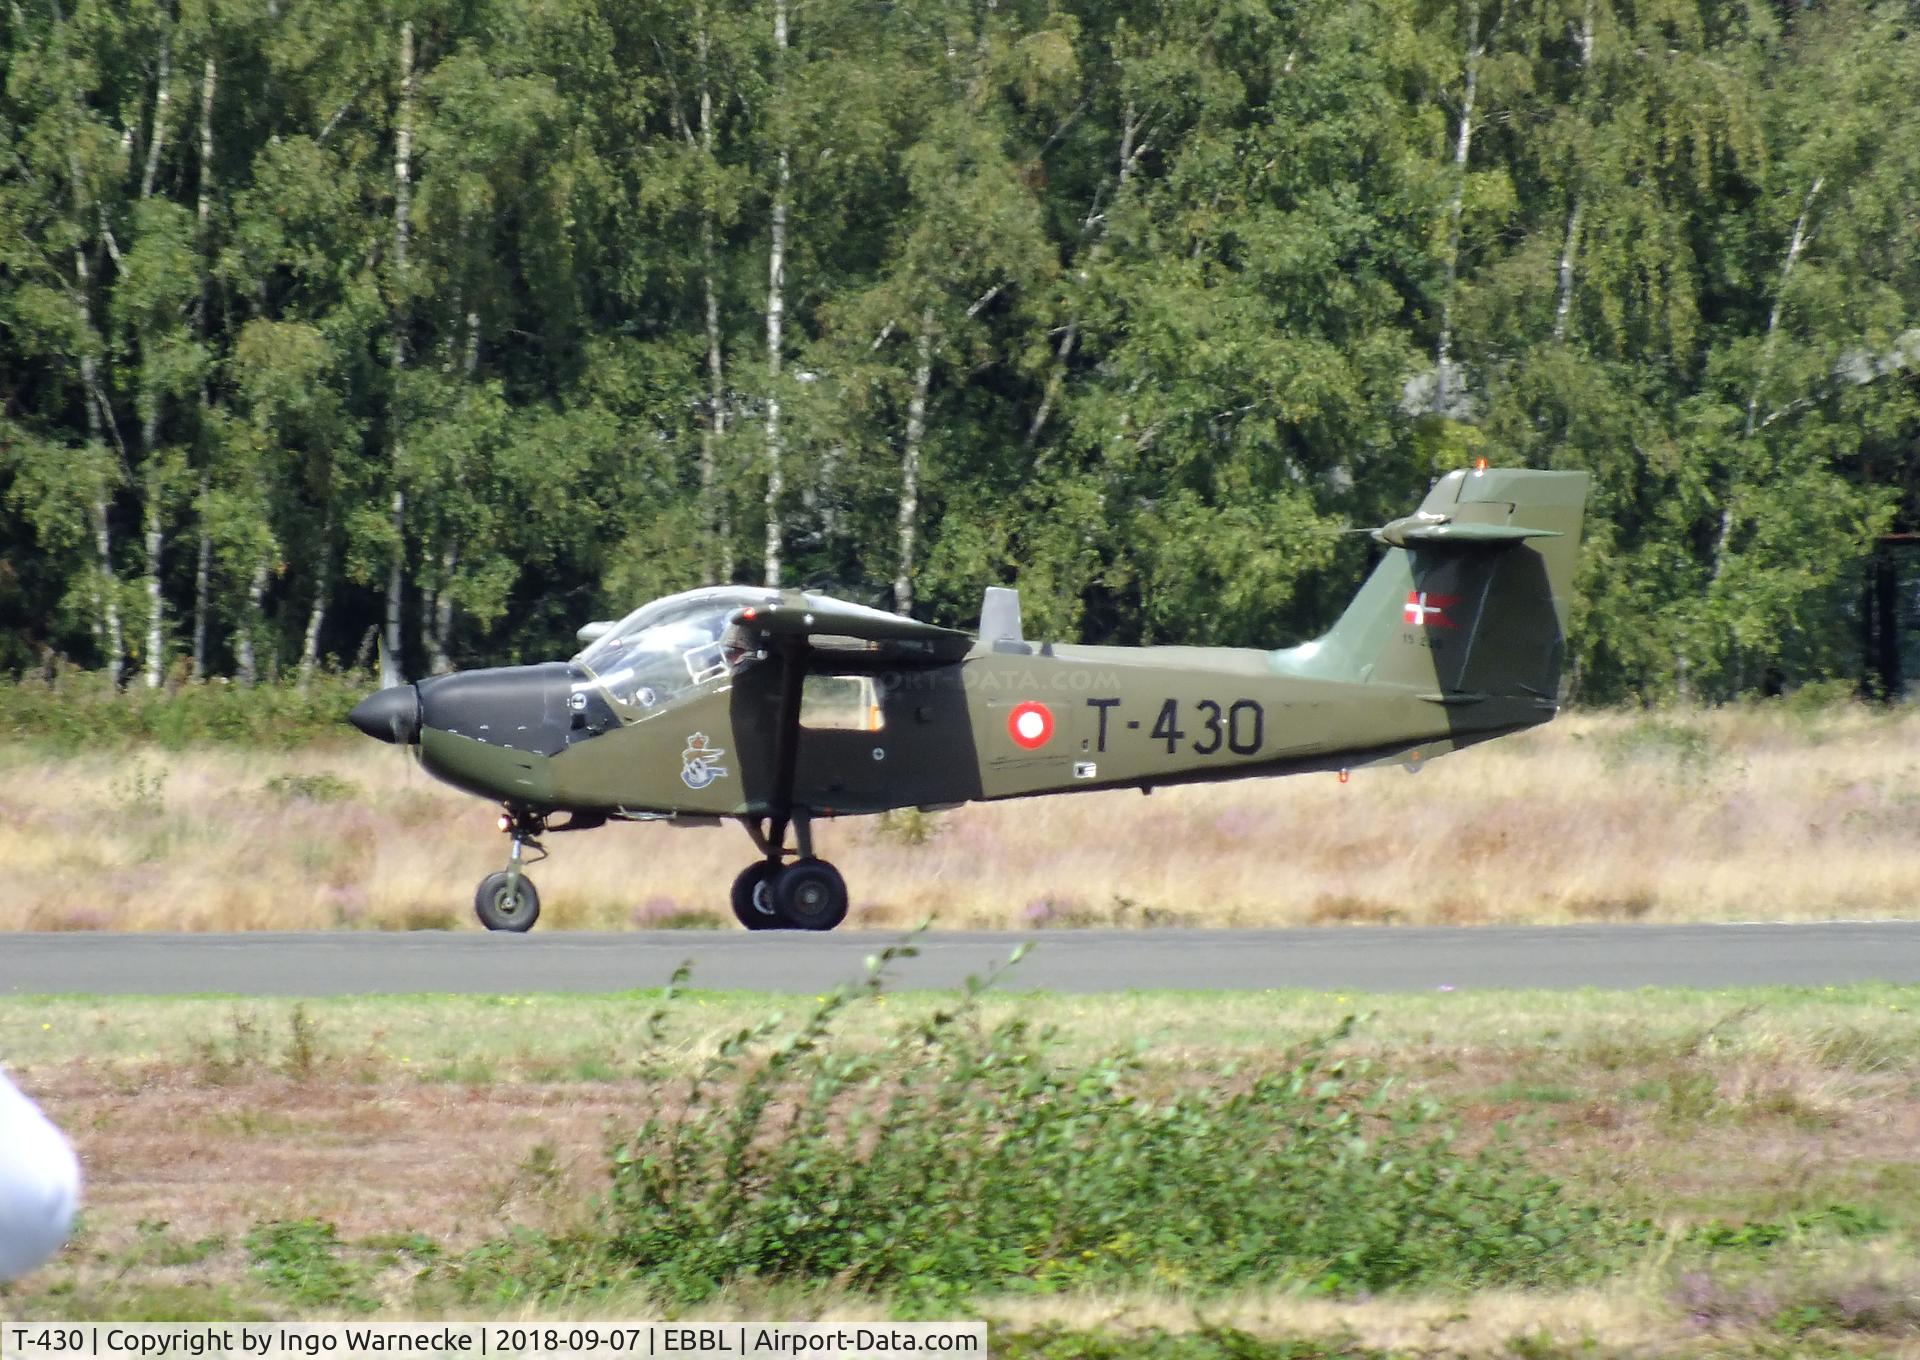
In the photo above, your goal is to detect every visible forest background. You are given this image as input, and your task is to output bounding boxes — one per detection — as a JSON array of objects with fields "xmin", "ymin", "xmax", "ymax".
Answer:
[{"xmin": 3, "ymin": 0, "xmax": 1918, "ymax": 705}]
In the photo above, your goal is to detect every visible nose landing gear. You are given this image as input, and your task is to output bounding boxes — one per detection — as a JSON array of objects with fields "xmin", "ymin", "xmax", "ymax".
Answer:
[
  {"xmin": 476, "ymin": 809, "xmax": 546, "ymax": 932},
  {"xmin": 730, "ymin": 812, "xmax": 848, "ymax": 931}
]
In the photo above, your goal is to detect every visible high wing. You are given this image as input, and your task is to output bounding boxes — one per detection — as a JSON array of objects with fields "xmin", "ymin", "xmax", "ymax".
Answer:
[{"xmin": 727, "ymin": 599, "xmax": 974, "ymax": 664}]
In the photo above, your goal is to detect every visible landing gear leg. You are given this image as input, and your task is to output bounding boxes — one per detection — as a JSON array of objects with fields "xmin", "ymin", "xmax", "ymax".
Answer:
[
  {"xmin": 476, "ymin": 809, "xmax": 545, "ymax": 932},
  {"xmin": 732, "ymin": 813, "xmax": 848, "ymax": 932},
  {"xmin": 729, "ymin": 641, "xmax": 848, "ymax": 932}
]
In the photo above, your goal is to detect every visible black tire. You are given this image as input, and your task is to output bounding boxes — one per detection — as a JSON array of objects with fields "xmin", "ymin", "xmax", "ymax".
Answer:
[
  {"xmin": 730, "ymin": 862, "xmax": 782, "ymax": 931},
  {"xmin": 474, "ymin": 871, "xmax": 541, "ymax": 932},
  {"xmin": 771, "ymin": 858, "xmax": 849, "ymax": 932}
]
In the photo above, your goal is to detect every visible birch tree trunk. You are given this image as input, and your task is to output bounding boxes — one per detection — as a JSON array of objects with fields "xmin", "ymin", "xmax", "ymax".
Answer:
[
  {"xmin": 195, "ymin": 56, "xmax": 214, "ymax": 333},
  {"xmin": 893, "ymin": 308, "xmax": 936, "ymax": 615},
  {"xmin": 190, "ymin": 56, "xmax": 215, "ymax": 679},
  {"xmin": 1552, "ymin": 200, "xmax": 1583, "ymax": 344},
  {"xmin": 300, "ymin": 514, "xmax": 330, "ymax": 687},
  {"xmin": 1716, "ymin": 176, "xmax": 1823, "ymax": 568},
  {"xmin": 87, "ymin": 484, "xmax": 122, "ymax": 688},
  {"xmin": 299, "ymin": 572, "xmax": 330, "ymax": 688},
  {"xmin": 235, "ymin": 558, "xmax": 267, "ymax": 685},
  {"xmin": 1705, "ymin": 175, "xmax": 1823, "ymax": 696},
  {"xmin": 139, "ymin": 28, "xmax": 171, "ymax": 202},
  {"xmin": 142, "ymin": 481, "xmax": 164, "ymax": 687},
  {"xmin": 697, "ymin": 14, "xmax": 730, "ymax": 584},
  {"xmin": 191, "ymin": 474, "xmax": 211, "ymax": 679},
  {"xmin": 384, "ymin": 20, "xmax": 415, "ymax": 687},
  {"xmin": 428, "ymin": 546, "xmax": 457, "ymax": 674},
  {"xmin": 1743, "ymin": 177, "xmax": 1823, "ymax": 440},
  {"xmin": 384, "ymin": 489, "xmax": 405, "ymax": 683},
  {"xmin": 69, "ymin": 144, "xmax": 124, "ymax": 685},
  {"xmin": 139, "ymin": 31, "xmax": 174, "ymax": 688},
  {"xmin": 1027, "ymin": 101, "xmax": 1143, "ymax": 450},
  {"xmin": 762, "ymin": 0, "xmax": 789, "ymax": 587},
  {"xmin": 1432, "ymin": 5, "xmax": 1483, "ymax": 420},
  {"xmin": 1551, "ymin": 3, "xmax": 1594, "ymax": 345}
]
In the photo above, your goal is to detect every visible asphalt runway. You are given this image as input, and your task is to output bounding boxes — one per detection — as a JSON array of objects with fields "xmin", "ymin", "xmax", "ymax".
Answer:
[{"xmin": 1, "ymin": 923, "xmax": 1917, "ymax": 995}]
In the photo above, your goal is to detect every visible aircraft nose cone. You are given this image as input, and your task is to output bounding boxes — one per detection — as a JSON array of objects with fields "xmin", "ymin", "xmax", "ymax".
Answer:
[{"xmin": 348, "ymin": 685, "xmax": 421, "ymax": 745}]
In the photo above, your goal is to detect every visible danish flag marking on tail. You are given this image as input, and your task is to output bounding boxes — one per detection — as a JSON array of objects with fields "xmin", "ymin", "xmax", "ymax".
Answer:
[{"xmin": 1403, "ymin": 591, "xmax": 1461, "ymax": 628}]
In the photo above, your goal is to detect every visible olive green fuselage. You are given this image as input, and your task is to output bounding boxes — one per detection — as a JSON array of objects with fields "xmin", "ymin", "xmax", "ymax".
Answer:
[{"xmin": 417, "ymin": 642, "xmax": 1551, "ymax": 819}]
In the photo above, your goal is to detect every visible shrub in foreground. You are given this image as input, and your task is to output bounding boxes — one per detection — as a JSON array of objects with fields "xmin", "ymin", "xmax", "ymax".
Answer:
[{"xmin": 461, "ymin": 953, "xmax": 1627, "ymax": 1304}]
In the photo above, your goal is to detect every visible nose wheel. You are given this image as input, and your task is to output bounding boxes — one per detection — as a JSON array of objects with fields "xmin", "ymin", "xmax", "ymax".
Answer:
[
  {"xmin": 477, "ymin": 809, "xmax": 546, "ymax": 932},
  {"xmin": 475, "ymin": 870, "xmax": 541, "ymax": 932},
  {"xmin": 732, "ymin": 813, "xmax": 849, "ymax": 931}
]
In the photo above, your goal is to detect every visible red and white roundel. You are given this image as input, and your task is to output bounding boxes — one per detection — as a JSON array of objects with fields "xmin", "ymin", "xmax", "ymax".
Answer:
[{"xmin": 1007, "ymin": 701, "xmax": 1054, "ymax": 750}]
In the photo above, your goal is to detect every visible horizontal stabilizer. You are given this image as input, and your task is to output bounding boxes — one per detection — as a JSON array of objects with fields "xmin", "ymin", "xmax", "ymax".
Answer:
[{"xmin": 1372, "ymin": 516, "xmax": 1562, "ymax": 548}]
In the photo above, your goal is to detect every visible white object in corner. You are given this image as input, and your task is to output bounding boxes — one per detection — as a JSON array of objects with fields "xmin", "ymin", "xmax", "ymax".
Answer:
[{"xmin": 0, "ymin": 1068, "xmax": 81, "ymax": 1281}]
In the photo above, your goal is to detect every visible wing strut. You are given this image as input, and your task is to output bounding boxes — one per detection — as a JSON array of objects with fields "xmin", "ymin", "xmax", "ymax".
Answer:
[{"xmin": 758, "ymin": 637, "xmax": 813, "ymax": 868}]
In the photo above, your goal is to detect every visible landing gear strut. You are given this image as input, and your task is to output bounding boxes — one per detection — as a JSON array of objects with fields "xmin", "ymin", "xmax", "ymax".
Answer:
[
  {"xmin": 476, "ymin": 808, "xmax": 546, "ymax": 932},
  {"xmin": 731, "ymin": 811, "xmax": 848, "ymax": 931}
]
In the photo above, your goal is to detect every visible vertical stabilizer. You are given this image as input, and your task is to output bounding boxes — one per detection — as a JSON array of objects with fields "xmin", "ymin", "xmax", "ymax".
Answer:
[{"xmin": 1276, "ymin": 468, "xmax": 1589, "ymax": 698}]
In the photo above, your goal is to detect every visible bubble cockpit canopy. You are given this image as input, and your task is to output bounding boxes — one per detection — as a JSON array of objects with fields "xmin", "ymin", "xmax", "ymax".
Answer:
[{"xmin": 573, "ymin": 586, "xmax": 780, "ymax": 709}]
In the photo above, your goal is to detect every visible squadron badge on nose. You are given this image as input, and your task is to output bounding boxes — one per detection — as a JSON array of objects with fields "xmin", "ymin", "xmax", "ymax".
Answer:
[{"xmin": 681, "ymin": 732, "xmax": 729, "ymax": 789}]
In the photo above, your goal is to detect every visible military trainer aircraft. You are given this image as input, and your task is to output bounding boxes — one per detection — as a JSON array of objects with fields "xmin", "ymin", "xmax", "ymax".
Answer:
[{"xmin": 349, "ymin": 465, "xmax": 1587, "ymax": 931}]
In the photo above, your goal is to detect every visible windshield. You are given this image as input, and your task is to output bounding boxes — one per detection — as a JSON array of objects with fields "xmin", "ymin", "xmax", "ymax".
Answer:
[{"xmin": 574, "ymin": 587, "xmax": 777, "ymax": 709}]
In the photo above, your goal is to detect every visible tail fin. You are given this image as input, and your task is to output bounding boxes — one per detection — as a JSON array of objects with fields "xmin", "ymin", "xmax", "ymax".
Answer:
[{"xmin": 1279, "ymin": 467, "xmax": 1589, "ymax": 698}]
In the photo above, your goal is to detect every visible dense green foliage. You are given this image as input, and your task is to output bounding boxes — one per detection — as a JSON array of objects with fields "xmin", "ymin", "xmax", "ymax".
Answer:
[
  {"xmin": 0, "ymin": 668, "xmax": 362, "ymax": 746},
  {"xmin": 3, "ymin": 0, "xmax": 1917, "ymax": 700},
  {"xmin": 243, "ymin": 1220, "xmax": 381, "ymax": 1314}
]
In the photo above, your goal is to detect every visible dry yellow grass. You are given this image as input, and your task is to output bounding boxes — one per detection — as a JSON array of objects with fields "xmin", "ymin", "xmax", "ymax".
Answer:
[{"xmin": 7, "ymin": 704, "xmax": 1920, "ymax": 931}]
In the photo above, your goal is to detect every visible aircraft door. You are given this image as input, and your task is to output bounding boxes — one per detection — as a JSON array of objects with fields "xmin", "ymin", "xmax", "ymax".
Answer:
[{"xmin": 793, "ymin": 668, "xmax": 981, "ymax": 811}]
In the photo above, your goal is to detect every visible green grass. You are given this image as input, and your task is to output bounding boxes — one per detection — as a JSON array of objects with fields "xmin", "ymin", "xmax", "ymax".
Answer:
[
  {"xmin": 1483, "ymin": 1081, "xmax": 1582, "ymax": 1104},
  {"xmin": 5, "ymin": 983, "xmax": 1914, "ymax": 1076},
  {"xmin": 244, "ymin": 1220, "xmax": 381, "ymax": 1313},
  {"xmin": 6, "ymin": 979, "xmax": 1918, "ymax": 1355}
]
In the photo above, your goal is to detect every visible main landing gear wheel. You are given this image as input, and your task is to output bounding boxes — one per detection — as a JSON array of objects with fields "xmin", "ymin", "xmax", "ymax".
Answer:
[
  {"xmin": 730, "ymin": 862, "xmax": 782, "ymax": 931},
  {"xmin": 474, "ymin": 870, "xmax": 541, "ymax": 932},
  {"xmin": 771, "ymin": 858, "xmax": 849, "ymax": 932},
  {"xmin": 733, "ymin": 812, "xmax": 848, "ymax": 931}
]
